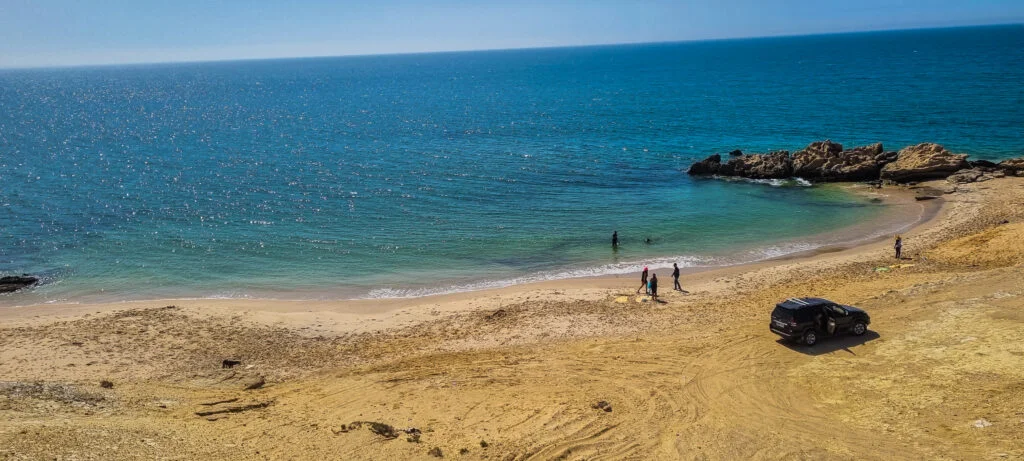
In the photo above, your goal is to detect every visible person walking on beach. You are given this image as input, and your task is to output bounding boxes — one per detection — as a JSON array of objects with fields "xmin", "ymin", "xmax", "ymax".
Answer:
[
  {"xmin": 637, "ymin": 266, "xmax": 649, "ymax": 294},
  {"xmin": 612, "ymin": 231, "xmax": 618, "ymax": 249},
  {"xmin": 894, "ymin": 235, "xmax": 903, "ymax": 260},
  {"xmin": 672, "ymin": 263, "xmax": 683, "ymax": 291},
  {"xmin": 649, "ymin": 273, "xmax": 659, "ymax": 301}
]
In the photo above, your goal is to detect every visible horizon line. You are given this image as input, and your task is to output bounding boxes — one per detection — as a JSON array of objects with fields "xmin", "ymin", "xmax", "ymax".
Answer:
[{"xmin": 1, "ymin": 21, "xmax": 1021, "ymax": 72}]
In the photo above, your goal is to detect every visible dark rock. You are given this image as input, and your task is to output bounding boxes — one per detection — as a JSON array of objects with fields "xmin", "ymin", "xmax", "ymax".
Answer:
[
  {"xmin": 880, "ymin": 143, "xmax": 971, "ymax": 183},
  {"xmin": 792, "ymin": 141, "xmax": 893, "ymax": 181},
  {"xmin": 969, "ymin": 159, "xmax": 1000, "ymax": 169},
  {"xmin": 947, "ymin": 169, "xmax": 985, "ymax": 184},
  {"xmin": 948, "ymin": 168, "xmax": 1003, "ymax": 184},
  {"xmin": 727, "ymin": 149, "xmax": 743, "ymax": 157},
  {"xmin": 99, "ymin": 380, "xmax": 114, "ymax": 389},
  {"xmin": 687, "ymin": 154, "xmax": 722, "ymax": 175},
  {"xmin": 221, "ymin": 359, "xmax": 241, "ymax": 369},
  {"xmin": 721, "ymin": 150, "xmax": 792, "ymax": 179},
  {"xmin": 480, "ymin": 440, "xmax": 489, "ymax": 448},
  {"xmin": 459, "ymin": 448, "xmax": 470, "ymax": 455},
  {"xmin": 0, "ymin": 275, "xmax": 39, "ymax": 293},
  {"xmin": 428, "ymin": 447, "xmax": 444, "ymax": 458},
  {"xmin": 592, "ymin": 400, "xmax": 613, "ymax": 412},
  {"xmin": 915, "ymin": 195, "xmax": 939, "ymax": 201},
  {"xmin": 367, "ymin": 422, "xmax": 399, "ymax": 439},
  {"xmin": 999, "ymin": 157, "xmax": 1024, "ymax": 176}
]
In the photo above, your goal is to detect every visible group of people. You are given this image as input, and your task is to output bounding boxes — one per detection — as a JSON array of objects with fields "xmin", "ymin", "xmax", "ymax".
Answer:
[
  {"xmin": 634, "ymin": 263, "xmax": 685, "ymax": 301},
  {"xmin": 614, "ymin": 231, "xmax": 686, "ymax": 302},
  {"xmin": 613, "ymin": 230, "xmax": 908, "ymax": 304}
]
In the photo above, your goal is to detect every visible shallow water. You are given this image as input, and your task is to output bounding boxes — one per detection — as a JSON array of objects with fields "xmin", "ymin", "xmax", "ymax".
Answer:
[{"xmin": 1, "ymin": 25, "xmax": 1021, "ymax": 304}]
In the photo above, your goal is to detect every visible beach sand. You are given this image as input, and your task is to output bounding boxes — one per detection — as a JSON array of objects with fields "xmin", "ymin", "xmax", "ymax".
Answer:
[{"xmin": 2, "ymin": 177, "xmax": 1023, "ymax": 460}]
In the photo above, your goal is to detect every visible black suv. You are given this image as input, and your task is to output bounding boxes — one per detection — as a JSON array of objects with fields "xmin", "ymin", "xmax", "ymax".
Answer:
[{"xmin": 770, "ymin": 297, "xmax": 870, "ymax": 346}]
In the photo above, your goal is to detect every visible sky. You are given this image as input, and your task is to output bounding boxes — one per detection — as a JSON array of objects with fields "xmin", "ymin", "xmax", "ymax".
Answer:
[{"xmin": 1, "ymin": 0, "xmax": 1022, "ymax": 68}]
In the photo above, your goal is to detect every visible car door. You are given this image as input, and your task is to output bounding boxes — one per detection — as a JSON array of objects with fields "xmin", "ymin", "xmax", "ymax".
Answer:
[{"xmin": 829, "ymin": 304, "xmax": 853, "ymax": 331}]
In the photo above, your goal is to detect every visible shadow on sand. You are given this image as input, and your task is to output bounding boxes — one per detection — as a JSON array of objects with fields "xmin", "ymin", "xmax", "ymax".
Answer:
[{"xmin": 779, "ymin": 330, "xmax": 881, "ymax": 356}]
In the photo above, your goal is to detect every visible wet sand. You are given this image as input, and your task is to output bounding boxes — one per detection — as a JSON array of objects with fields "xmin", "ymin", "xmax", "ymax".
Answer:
[{"xmin": 2, "ymin": 177, "xmax": 1023, "ymax": 460}]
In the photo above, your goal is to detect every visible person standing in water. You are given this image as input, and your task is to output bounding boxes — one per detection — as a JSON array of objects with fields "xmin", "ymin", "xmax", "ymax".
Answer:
[
  {"xmin": 672, "ymin": 263, "xmax": 682, "ymax": 291},
  {"xmin": 649, "ymin": 273, "xmax": 659, "ymax": 301},
  {"xmin": 612, "ymin": 231, "xmax": 618, "ymax": 249},
  {"xmin": 894, "ymin": 235, "xmax": 903, "ymax": 260},
  {"xmin": 637, "ymin": 266, "xmax": 649, "ymax": 294}
]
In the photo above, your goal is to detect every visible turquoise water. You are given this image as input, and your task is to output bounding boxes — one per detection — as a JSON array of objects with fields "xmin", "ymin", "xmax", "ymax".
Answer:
[{"xmin": 1, "ymin": 25, "xmax": 1022, "ymax": 304}]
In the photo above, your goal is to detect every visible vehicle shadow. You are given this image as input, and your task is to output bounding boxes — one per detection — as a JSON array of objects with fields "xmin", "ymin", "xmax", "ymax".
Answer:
[{"xmin": 779, "ymin": 330, "xmax": 881, "ymax": 356}]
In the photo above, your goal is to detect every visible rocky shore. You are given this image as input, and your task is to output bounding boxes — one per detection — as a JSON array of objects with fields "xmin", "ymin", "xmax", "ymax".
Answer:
[
  {"xmin": 0, "ymin": 275, "xmax": 38, "ymax": 294},
  {"xmin": 688, "ymin": 140, "xmax": 1023, "ymax": 184}
]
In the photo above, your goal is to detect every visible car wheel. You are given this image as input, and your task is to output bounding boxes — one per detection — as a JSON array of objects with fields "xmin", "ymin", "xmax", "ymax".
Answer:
[
  {"xmin": 803, "ymin": 331, "xmax": 817, "ymax": 346},
  {"xmin": 853, "ymin": 322, "xmax": 867, "ymax": 336}
]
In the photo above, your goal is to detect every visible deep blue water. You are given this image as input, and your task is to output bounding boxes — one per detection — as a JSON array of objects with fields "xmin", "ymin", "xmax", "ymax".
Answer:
[{"xmin": 1, "ymin": 25, "xmax": 1022, "ymax": 304}]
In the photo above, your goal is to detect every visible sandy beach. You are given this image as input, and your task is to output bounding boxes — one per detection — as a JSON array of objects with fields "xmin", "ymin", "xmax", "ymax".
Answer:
[{"xmin": 2, "ymin": 176, "xmax": 1023, "ymax": 460}]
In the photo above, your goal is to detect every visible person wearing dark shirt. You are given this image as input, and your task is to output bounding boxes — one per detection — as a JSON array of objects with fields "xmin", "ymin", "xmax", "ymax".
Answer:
[
  {"xmin": 672, "ymin": 263, "xmax": 682, "ymax": 291},
  {"xmin": 649, "ymin": 273, "xmax": 659, "ymax": 301},
  {"xmin": 612, "ymin": 231, "xmax": 618, "ymax": 248},
  {"xmin": 637, "ymin": 266, "xmax": 648, "ymax": 294}
]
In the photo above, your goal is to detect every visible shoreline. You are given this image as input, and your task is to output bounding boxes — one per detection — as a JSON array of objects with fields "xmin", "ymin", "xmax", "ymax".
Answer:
[
  {"xmin": 0, "ymin": 182, "xmax": 932, "ymax": 311},
  {"xmin": 0, "ymin": 182, "xmax": 940, "ymax": 331},
  {"xmin": 2, "ymin": 176, "xmax": 1022, "ymax": 459}
]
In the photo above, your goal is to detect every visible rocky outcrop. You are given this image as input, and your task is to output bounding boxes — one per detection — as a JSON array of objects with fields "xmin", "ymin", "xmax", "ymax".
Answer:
[
  {"xmin": 719, "ymin": 150, "xmax": 792, "ymax": 179},
  {"xmin": 969, "ymin": 159, "xmax": 1000, "ymax": 169},
  {"xmin": 947, "ymin": 168, "xmax": 1004, "ymax": 184},
  {"xmin": 0, "ymin": 275, "xmax": 38, "ymax": 293},
  {"xmin": 688, "ymin": 141, "xmax": 1016, "ymax": 184},
  {"xmin": 791, "ymin": 140, "xmax": 897, "ymax": 181},
  {"xmin": 879, "ymin": 143, "xmax": 970, "ymax": 183},
  {"xmin": 687, "ymin": 154, "xmax": 722, "ymax": 175},
  {"xmin": 686, "ymin": 150, "xmax": 792, "ymax": 179},
  {"xmin": 999, "ymin": 157, "xmax": 1024, "ymax": 176}
]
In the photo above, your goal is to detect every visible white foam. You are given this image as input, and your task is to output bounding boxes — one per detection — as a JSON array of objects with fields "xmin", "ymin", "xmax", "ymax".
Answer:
[
  {"xmin": 713, "ymin": 176, "xmax": 814, "ymax": 187},
  {"xmin": 361, "ymin": 255, "xmax": 707, "ymax": 299}
]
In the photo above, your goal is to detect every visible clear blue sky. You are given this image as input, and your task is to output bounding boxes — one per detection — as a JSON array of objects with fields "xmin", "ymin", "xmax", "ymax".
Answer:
[{"xmin": 1, "ymin": 0, "xmax": 1022, "ymax": 68}]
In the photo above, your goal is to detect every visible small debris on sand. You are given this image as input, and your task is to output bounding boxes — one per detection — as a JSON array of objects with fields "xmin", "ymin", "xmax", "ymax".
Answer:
[
  {"xmin": 592, "ymin": 400, "xmax": 612, "ymax": 412},
  {"xmin": 194, "ymin": 400, "xmax": 273, "ymax": 417},
  {"xmin": 243, "ymin": 376, "xmax": 266, "ymax": 390}
]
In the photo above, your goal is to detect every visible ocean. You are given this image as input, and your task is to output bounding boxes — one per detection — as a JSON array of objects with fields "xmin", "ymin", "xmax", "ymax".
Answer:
[{"xmin": 1, "ymin": 25, "xmax": 1022, "ymax": 304}]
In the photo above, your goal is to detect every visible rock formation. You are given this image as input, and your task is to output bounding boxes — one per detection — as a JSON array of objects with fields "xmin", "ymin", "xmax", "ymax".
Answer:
[
  {"xmin": 687, "ymin": 151, "xmax": 792, "ymax": 179},
  {"xmin": 0, "ymin": 275, "xmax": 38, "ymax": 293},
  {"xmin": 720, "ymin": 150, "xmax": 792, "ymax": 179},
  {"xmin": 686, "ymin": 154, "xmax": 722, "ymax": 176},
  {"xmin": 879, "ymin": 143, "xmax": 970, "ymax": 183},
  {"xmin": 999, "ymin": 157, "xmax": 1024, "ymax": 176},
  {"xmin": 688, "ymin": 141, "xmax": 1018, "ymax": 185},
  {"xmin": 792, "ymin": 141, "xmax": 897, "ymax": 181}
]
